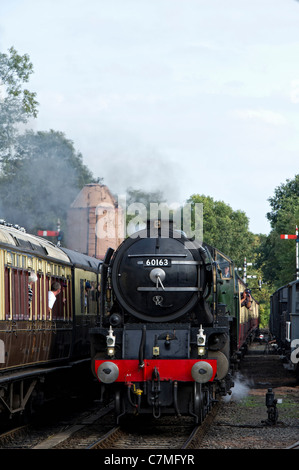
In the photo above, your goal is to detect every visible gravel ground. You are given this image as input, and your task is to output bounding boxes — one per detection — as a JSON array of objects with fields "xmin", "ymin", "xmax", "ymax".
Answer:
[{"xmin": 200, "ymin": 343, "xmax": 299, "ymax": 449}]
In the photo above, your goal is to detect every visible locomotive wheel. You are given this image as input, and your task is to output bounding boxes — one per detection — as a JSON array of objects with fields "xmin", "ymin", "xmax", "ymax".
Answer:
[
  {"xmin": 115, "ymin": 389, "xmax": 124, "ymax": 419},
  {"xmin": 193, "ymin": 383, "xmax": 204, "ymax": 424},
  {"xmin": 204, "ymin": 387, "xmax": 211, "ymax": 414}
]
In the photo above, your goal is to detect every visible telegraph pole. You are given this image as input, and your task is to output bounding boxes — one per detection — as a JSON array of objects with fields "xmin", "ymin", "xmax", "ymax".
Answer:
[
  {"xmin": 37, "ymin": 219, "xmax": 62, "ymax": 246},
  {"xmin": 241, "ymin": 257, "xmax": 257, "ymax": 285},
  {"xmin": 280, "ymin": 225, "xmax": 299, "ymax": 280}
]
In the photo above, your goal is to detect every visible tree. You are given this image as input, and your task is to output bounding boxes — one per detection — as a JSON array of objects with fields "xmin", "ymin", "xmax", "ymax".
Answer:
[
  {"xmin": 0, "ymin": 130, "xmax": 94, "ymax": 233},
  {"xmin": 186, "ymin": 194, "xmax": 255, "ymax": 267},
  {"xmin": 186, "ymin": 194, "xmax": 273, "ymax": 326},
  {"xmin": 0, "ymin": 47, "xmax": 38, "ymax": 162},
  {"xmin": 259, "ymin": 175, "xmax": 299, "ymax": 289},
  {"xmin": 267, "ymin": 175, "xmax": 299, "ymax": 228}
]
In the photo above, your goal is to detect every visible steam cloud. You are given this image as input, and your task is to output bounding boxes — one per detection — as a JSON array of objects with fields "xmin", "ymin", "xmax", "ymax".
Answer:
[{"xmin": 223, "ymin": 372, "xmax": 253, "ymax": 403}]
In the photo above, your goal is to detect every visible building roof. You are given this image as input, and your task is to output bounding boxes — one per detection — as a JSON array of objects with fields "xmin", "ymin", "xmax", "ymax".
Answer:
[{"xmin": 70, "ymin": 184, "xmax": 117, "ymax": 208}]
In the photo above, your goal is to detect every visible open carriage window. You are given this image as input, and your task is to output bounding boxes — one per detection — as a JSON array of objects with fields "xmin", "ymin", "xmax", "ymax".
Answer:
[
  {"xmin": 216, "ymin": 252, "xmax": 232, "ymax": 279},
  {"xmin": 80, "ymin": 279, "xmax": 97, "ymax": 314}
]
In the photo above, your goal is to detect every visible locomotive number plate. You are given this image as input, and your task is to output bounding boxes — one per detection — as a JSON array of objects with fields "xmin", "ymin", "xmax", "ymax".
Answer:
[{"xmin": 144, "ymin": 258, "xmax": 171, "ymax": 267}]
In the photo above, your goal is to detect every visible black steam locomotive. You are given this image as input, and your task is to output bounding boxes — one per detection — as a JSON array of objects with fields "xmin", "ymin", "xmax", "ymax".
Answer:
[{"xmin": 90, "ymin": 220, "xmax": 259, "ymax": 423}]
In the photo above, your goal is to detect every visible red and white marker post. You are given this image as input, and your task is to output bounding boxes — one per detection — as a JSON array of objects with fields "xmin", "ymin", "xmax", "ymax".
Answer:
[{"xmin": 280, "ymin": 226, "xmax": 299, "ymax": 280}]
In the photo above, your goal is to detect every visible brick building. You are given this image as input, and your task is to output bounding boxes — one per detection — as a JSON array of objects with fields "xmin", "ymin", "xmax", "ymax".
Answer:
[{"xmin": 66, "ymin": 184, "xmax": 124, "ymax": 259}]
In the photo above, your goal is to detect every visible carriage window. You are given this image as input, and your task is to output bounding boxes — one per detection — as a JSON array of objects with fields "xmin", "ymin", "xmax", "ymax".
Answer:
[
  {"xmin": 49, "ymin": 277, "xmax": 69, "ymax": 321},
  {"xmin": 282, "ymin": 287, "xmax": 288, "ymax": 301},
  {"xmin": 4, "ymin": 267, "xmax": 11, "ymax": 320},
  {"xmin": 216, "ymin": 252, "xmax": 232, "ymax": 279},
  {"xmin": 80, "ymin": 279, "xmax": 97, "ymax": 314},
  {"xmin": 10, "ymin": 268, "xmax": 29, "ymax": 320},
  {"xmin": 28, "ymin": 270, "xmax": 37, "ymax": 320}
]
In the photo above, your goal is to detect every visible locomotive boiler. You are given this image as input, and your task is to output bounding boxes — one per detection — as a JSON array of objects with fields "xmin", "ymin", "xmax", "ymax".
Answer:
[{"xmin": 90, "ymin": 220, "xmax": 259, "ymax": 423}]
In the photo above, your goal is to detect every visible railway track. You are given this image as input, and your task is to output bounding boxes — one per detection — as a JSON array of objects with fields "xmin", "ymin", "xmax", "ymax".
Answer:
[
  {"xmin": 0, "ymin": 403, "xmax": 114, "ymax": 449},
  {"xmin": 286, "ymin": 441, "xmax": 299, "ymax": 449},
  {"xmin": 87, "ymin": 424, "xmax": 196, "ymax": 449},
  {"xmin": 0, "ymin": 342, "xmax": 297, "ymax": 450},
  {"xmin": 0, "ymin": 402, "xmax": 220, "ymax": 450},
  {"xmin": 87, "ymin": 421, "xmax": 196, "ymax": 449},
  {"xmin": 87, "ymin": 403, "xmax": 220, "ymax": 450},
  {"xmin": 0, "ymin": 426, "xmax": 29, "ymax": 448}
]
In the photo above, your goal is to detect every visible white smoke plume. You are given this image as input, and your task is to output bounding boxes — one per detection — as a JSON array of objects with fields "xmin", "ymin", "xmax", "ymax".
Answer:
[{"xmin": 223, "ymin": 372, "xmax": 253, "ymax": 403}]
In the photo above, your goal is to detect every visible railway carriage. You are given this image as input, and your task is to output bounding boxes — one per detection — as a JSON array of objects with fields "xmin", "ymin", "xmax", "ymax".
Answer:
[
  {"xmin": 90, "ymin": 220, "xmax": 259, "ymax": 423},
  {"xmin": 270, "ymin": 279, "xmax": 299, "ymax": 381},
  {"xmin": 0, "ymin": 221, "xmax": 101, "ymax": 420}
]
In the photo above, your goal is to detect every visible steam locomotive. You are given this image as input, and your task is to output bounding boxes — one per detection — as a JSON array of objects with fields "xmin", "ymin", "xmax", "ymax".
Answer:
[
  {"xmin": 270, "ymin": 279, "xmax": 299, "ymax": 382},
  {"xmin": 0, "ymin": 220, "xmax": 101, "ymax": 420},
  {"xmin": 90, "ymin": 220, "xmax": 259, "ymax": 423}
]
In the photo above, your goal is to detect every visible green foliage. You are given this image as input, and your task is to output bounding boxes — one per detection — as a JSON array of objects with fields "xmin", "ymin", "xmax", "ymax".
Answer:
[
  {"xmin": 258, "ymin": 175, "xmax": 299, "ymax": 290},
  {"xmin": 185, "ymin": 194, "xmax": 272, "ymax": 325},
  {"xmin": 0, "ymin": 47, "xmax": 39, "ymax": 161},
  {"xmin": 0, "ymin": 47, "xmax": 95, "ymax": 235},
  {"xmin": 186, "ymin": 194, "xmax": 255, "ymax": 267},
  {"xmin": 0, "ymin": 130, "xmax": 94, "ymax": 233},
  {"xmin": 267, "ymin": 175, "xmax": 299, "ymax": 228}
]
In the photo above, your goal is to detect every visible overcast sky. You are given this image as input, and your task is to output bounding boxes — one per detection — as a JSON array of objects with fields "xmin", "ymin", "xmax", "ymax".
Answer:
[{"xmin": 1, "ymin": 0, "xmax": 299, "ymax": 235}]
